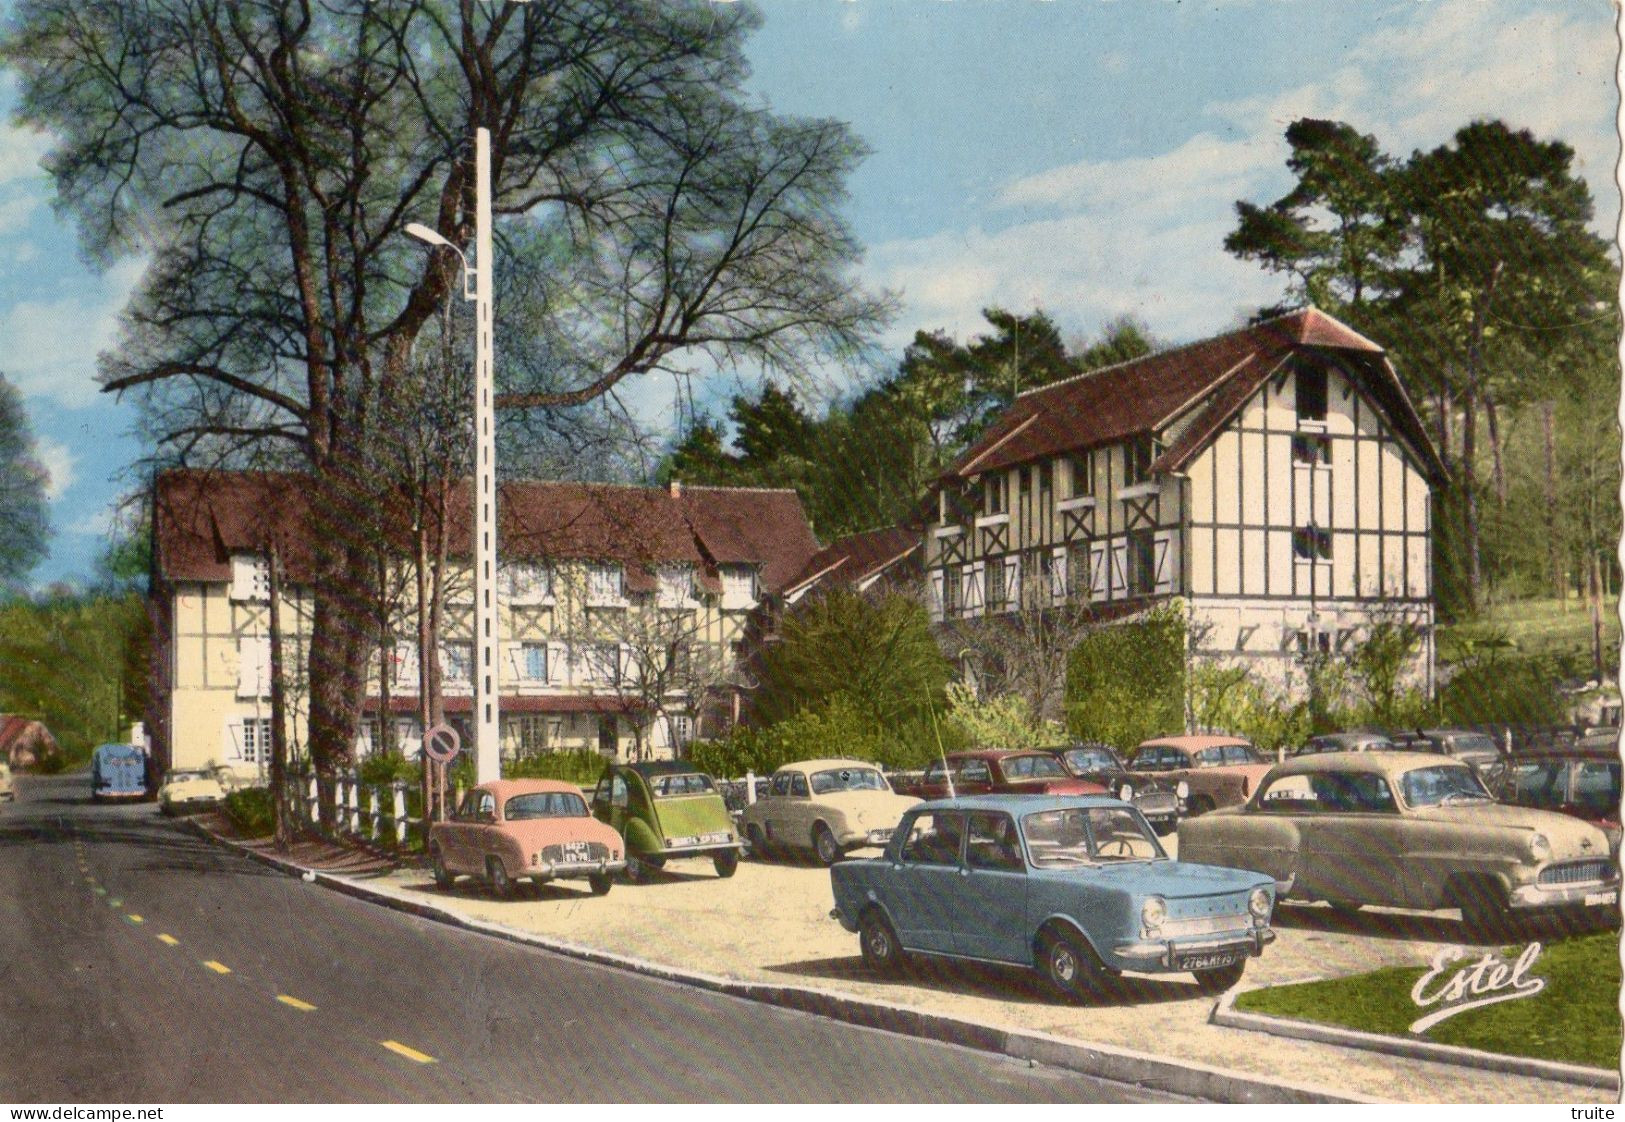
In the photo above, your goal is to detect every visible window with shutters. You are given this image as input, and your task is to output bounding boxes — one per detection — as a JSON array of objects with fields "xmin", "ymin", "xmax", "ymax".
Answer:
[
  {"xmin": 720, "ymin": 565, "xmax": 757, "ymax": 610},
  {"xmin": 960, "ymin": 563, "xmax": 984, "ymax": 614},
  {"xmin": 985, "ymin": 561, "xmax": 1007, "ymax": 612},
  {"xmin": 501, "ymin": 564, "xmax": 553, "ymax": 605},
  {"xmin": 229, "ymin": 554, "xmax": 270, "ymax": 602},
  {"xmin": 586, "ymin": 564, "xmax": 625, "ymax": 606},
  {"xmin": 232, "ymin": 717, "xmax": 273, "ymax": 763},
  {"xmin": 519, "ymin": 643, "xmax": 547, "ymax": 681},
  {"xmin": 442, "ymin": 642, "xmax": 473, "ymax": 682},
  {"xmin": 1127, "ymin": 531, "xmax": 1156, "ymax": 596},
  {"xmin": 656, "ymin": 565, "xmax": 697, "ymax": 609}
]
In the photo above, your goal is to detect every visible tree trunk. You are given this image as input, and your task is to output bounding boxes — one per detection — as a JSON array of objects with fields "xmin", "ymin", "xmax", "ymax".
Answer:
[
  {"xmin": 1591, "ymin": 551, "xmax": 1605, "ymax": 681},
  {"xmin": 376, "ymin": 553, "xmax": 393, "ymax": 758},
  {"xmin": 306, "ymin": 542, "xmax": 374, "ymax": 828},
  {"xmin": 416, "ymin": 516, "xmax": 435, "ymax": 838},
  {"xmin": 267, "ymin": 537, "xmax": 293, "ymax": 852},
  {"xmin": 1543, "ymin": 401, "xmax": 1562, "ymax": 600},
  {"xmin": 1484, "ymin": 392, "xmax": 1506, "ymax": 508}
]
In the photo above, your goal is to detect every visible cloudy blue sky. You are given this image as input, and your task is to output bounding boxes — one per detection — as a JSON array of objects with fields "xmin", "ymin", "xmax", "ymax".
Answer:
[{"xmin": 4, "ymin": 0, "xmax": 1618, "ymax": 587}]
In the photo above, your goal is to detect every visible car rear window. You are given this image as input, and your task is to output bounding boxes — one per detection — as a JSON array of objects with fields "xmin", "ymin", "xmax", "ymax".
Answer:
[
  {"xmin": 811, "ymin": 767, "xmax": 888, "ymax": 794},
  {"xmin": 505, "ymin": 791, "xmax": 588, "ymax": 819},
  {"xmin": 651, "ymin": 773, "xmax": 715, "ymax": 797}
]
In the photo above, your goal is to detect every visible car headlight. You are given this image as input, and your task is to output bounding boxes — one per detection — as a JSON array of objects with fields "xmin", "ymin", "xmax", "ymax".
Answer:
[
  {"xmin": 1249, "ymin": 887, "xmax": 1271, "ymax": 919},
  {"xmin": 1119, "ymin": 783, "xmax": 1133, "ymax": 802},
  {"xmin": 1528, "ymin": 832, "xmax": 1550, "ymax": 861},
  {"xmin": 1141, "ymin": 896, "xmax": 1166, "ymax": 933},
  {"xmin": 1176, "ymin": 781, "xmax": 1190, "ymax": 800}
]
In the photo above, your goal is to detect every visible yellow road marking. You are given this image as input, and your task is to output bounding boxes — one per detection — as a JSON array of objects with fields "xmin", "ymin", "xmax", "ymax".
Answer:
[
  {"xmin": 108, "ymin": 899, "xmax": 122, "ymax": 908},
  {"xmin": 92, "ymin": 887, "xmax": 106, "ymax": 896},
  {"xmin": 157, "ymin": 934, "xmax": 179, "ymax": 946},
  {"xmin": 202, "ymin": 960, "xmax": 232, "ymax": 974},
  {"xmin": 277, "ymin": 995, "xmax": 317, "ymax": 1012},
  {"xmin": 380, "ymin": 1040, "xmax": 436, "ymax": 1064},
  {"xmin": 125, "ymin": 915, "xmax": 144, "ymax": 924}
]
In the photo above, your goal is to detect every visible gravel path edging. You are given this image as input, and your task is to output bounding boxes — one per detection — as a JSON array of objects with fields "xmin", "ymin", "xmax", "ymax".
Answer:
[{"xmin": 1211, "ymin": 988, "xmax": 1621, "ymax": 1092}]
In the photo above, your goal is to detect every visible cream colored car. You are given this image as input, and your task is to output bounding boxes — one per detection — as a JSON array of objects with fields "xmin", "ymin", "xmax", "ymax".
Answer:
[
  {"xmin": 1179, "ymin": 751, "xmax": 1619, "ymax": 940},
  {"xmin": 157, "ymin": 767, "xmax": 229, "ymax": 815},
  {"xmin": 738, "ymin": 758, "xmax": 918, "ymax": 865},
  {"xmin": 0, "ymin": 761, "xmax": 12, "ymax": 802}
]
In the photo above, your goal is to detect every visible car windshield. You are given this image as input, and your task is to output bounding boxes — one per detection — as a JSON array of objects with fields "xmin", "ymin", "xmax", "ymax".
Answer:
[
  {"xmin": 166, "ymin": 771, "xmax": 211, "ymax": 783},
  {"xmin": 1063, "ymin": 747, "xmax": 1118, "ymax": 772},
  {"xmin": 811, "ymin": 767, "xmax": 888, "ymax": 794},
  {"xmin": 504, "ymin": 791, "xmax": 588, "ymax": 819},
  {"xmin": 650, "ymin": 773, "xmax": 715, "ymax": 797},
  {"xmin": 1004, "ymin": 754, "xmax": 1069, "ymax": 779},
  {"xmin": 1451, "ymin": 735, "xmax": 1498, "ymax": 755},
  {"xmin": 1399, "ymin": 764, "xmax": 1492, "ymax": 807},
  {"xmin": 1021, "ymin": 807, "xmax": 1164, "ymax": 866}
]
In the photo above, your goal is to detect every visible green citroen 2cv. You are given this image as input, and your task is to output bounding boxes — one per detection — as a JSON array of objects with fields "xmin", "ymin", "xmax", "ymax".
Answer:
[{"xmin": 591, "ymin": 761, "xmax": 743, "ymax": 882}]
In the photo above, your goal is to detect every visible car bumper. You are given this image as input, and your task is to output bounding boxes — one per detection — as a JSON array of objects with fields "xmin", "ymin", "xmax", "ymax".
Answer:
[
  {"xmin": 652, "ymin": 842, "xmax": 742, "ymax": 859},
  {"xmin": 161, "ymin": 797, "xmax": 222, "ymax": 814},
  {"xmin": 1508, "ymin": 878, "xmax": 1620, "ymax": 911},
  {"xmin": 830, "ymin": 907, "xmax": 860, "ymax": 934},
  {"xmin": 530, "ymin": 859, "xmax": 627, "ymax": 881},
  {"xmin": 1111, "ymin": 927, "xmax": 1275, "ymax": 971},
  {"xmin": 836, "ymin": 826, "xmax": 897, "ymax": 850}
]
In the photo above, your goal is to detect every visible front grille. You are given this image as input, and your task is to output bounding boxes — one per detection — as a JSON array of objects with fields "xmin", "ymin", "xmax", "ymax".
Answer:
[
  {"xmin": 1539, "ymin": 860, "xmax": 1611, "ymax": 886},
  {"xmin": 1160, "ymin": 913, "xmax": 1250, "ymax": 937},
  {"xmin": 541, "ymin": 841, "xmax": 610, "ymax": 864}
]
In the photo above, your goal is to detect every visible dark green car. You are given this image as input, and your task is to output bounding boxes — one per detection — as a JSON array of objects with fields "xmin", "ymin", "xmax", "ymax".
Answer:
[{"xmin": 591, "ymin": 762, "xmax": 743, "ymax": 883}]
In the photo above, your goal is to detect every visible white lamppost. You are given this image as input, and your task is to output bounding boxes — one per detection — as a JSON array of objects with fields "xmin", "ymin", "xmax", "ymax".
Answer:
[{"xmin": 405, "ymin": 127, "xmax": 500, "ymax": 784}]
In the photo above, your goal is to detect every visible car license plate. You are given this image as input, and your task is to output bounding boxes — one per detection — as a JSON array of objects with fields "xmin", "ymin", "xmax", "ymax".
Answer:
[
  {"xmin": 1584, "ymin": 890, "xmax": 1617, "ymax": 907},
  {"xmin": 1177, "ymin": 951, "xmax": 1242, "ymax": 971},
  {"xmin": 563, "ymin": 841, "xmax": 589, "ymax": 861}
]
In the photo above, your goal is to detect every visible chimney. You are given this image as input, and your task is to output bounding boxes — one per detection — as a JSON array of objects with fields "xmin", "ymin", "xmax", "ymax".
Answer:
[{"xmin": 669, "ymin": 479, "xmax": 682, "ymax": 498}]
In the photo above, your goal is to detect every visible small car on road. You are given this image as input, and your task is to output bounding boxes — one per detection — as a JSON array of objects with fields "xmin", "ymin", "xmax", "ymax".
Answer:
[
  {"xmin": 591, "ymin": 761, "xmax": 743, "ymax": 882},
  {"xmin": 0, "ymin": 761, "xmax": 12, "ymax": 803},
  {"xmin": 1293, "ymin": 731, "xmax": 1396, "ymax": 756},
  {"xmin": 157, "ymin": 767, "xmax": 230, "ymax": 815},
  {"xmin": 429, "ymin": 779, "xmax": 625, "ymax": 897},
  {"xmin": 829, "ymin": 794, "xmax": 1277, "ymax": 999},
  {"xmin": 1126, "ymin": 735, "xmax": 1273, "ymax": 815},
  {"xmin": 1177, "ymin": 751, "xmax": 1620, "ymax": 940},
  {"xmin": 895, "ymin": 749, "xmax": 1106, "ymax": 801},
  {"xmin": 91, "ymin": 742, "xmax": 148, "ymax": 802},
  {"xmin": 738, "ymin": 758, "xmax": 917, "ymax": 866},
  {"xmin": 1047, "ymin": 742, "xmax": 1185, "ymax": 836}
]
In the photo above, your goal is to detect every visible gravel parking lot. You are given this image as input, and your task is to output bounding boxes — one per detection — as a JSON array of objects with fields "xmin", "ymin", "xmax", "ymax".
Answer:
[{"xmin": 350, "ymin": 836, "xmax": 1609, "ymax": 1104}]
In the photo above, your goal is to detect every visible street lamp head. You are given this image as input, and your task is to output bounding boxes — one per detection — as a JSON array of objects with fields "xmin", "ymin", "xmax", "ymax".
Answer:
[{"xmin": 404, "ymin": 222, "xmax": 453, "ymax": 250}]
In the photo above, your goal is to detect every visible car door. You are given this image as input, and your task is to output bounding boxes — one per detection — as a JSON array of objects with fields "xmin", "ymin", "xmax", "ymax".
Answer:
[
  {"xmin": 1296, "ymin": 772, "xmax": 1405, "ymax": 907},
  {"xmin": 886, "ymin": 810, "xmax": 966, "ymax": 953},
  {"xmin": 953, "ymin": 810, "xmax": 1029, "ymax": 963}
]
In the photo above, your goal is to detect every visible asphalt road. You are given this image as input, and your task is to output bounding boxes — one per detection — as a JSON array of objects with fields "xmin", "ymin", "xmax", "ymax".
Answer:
[{"xmin": 0, "ymin": 772, "xmax": 1190, "ymax": 1104}]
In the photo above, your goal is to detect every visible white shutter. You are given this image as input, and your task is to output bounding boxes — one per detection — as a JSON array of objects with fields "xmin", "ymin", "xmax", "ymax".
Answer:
[
  {"xmin": 547, "ymin": 641, "xmax": 569, "ymax": 685},
  {"xmin": 236, "ymin": 636, "xmax": 270, "ymax": 698},
  {"xmin": 1153, "ymin": 531, "xmax": 1176, "ymax": 595},
  {"xmin": 619, "ymin": 644, "xmax": 636, "ymax": 685},
  {"xmin": 1110, "ymin": 542, "xmax": 1129, "ymax": 598},
  {"xmin": 1089, "ymin": 543, "xmax": 1107, "ymax": 600},
  {"xmin": 1005, "ymin": 555, "xmax": 1022, "ymax": 609},
  {"xmin": 1050, "ymin": 547, "xmax": 1068, "ymax": 603},
  {"xmin": 224, "ymin": 717, "xmax": 246, "ymax": 761},
  {"xmin": 230, "ymin": 554, "xmax": 268, "ymax": 602},
  {"xmin": 391, "ymin": 641, "xmax": 420, "ymax": 691},
  {"xmin": 928, "ymin": 571, "xmax": 944, "ymax": 620}
]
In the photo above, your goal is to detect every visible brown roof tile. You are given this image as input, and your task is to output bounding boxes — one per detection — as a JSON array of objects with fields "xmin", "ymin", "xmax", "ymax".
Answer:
[
  {"xmin": 155, "ymin": 472, "xmax": 819, "ymax": 594},
  {"xmin": 940, "ymin": 307, "xmax": 1440, "ymax": 483},
  {"xmin": 783, "ymin": 525, "xmax": 922, "ymax": 596}
]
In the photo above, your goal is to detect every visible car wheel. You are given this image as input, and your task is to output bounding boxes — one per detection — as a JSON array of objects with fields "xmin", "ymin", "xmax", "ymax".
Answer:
[
  {"xmin": 430, "ymin": 846, "xmax": 454, "ymax": 890},
  {"xmin": 813, "ymin": 823, "xmax": 842, "ymax": 867},
  {"xmin": 859, "ymin": 909, "xmax": 904, "ymax": 973},
  {"xmin": 1194, "ymin": 960, "xmax": 1247, "ymax": 995},
  {"xmin": 744, "ymin": 824, "xmax": 769, "ymax": 859},
  {"xmin": 1037, "ymin": 928, "xmax": 1109, "ymax": 1001},
  {"xmin": 485, "ymin": 857, "xmax": 514, "ymax": 899},
  {"xmin": 713, "ymin": 849, "xmax": 739, "ymax": 878},
  {"xmin": 624, "ymin": 854, "xmax": 652, "ymax": 884},
  {"xmin": 588, "ymin": 872, "xmax": 612, "ymax": 896}
]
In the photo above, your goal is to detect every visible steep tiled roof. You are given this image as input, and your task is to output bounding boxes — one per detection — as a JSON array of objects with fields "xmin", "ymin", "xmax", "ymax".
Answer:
[
  {"xmin": 155, "ymin": 472, "xmax": 820, "ymax": 595},
  {"xmin": 782, "ymin": 524, "xmax": 922, "ymax": 598},
  {"xmin": 941, "ymin": 307, "xmax": 1443, "ymax": 483}
]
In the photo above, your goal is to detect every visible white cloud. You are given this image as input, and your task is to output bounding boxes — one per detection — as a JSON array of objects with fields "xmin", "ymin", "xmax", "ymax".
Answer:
[
  {"xmin": 4, "ymin": 255, "xmax": 144, "ymax": 408},
  {"xmin": 35, "ymin": 437, "xmax": 76, "ymax": 500},
  {"xmin": 64, "ymin": 504, "xmax": 117, "ymax": 537}
]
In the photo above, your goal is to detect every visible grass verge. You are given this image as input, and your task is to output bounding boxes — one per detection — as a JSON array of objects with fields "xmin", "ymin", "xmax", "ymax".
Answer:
[{"xmin": 1234, "ymin": 932, "xmax": 1621, "ymax": 1071}]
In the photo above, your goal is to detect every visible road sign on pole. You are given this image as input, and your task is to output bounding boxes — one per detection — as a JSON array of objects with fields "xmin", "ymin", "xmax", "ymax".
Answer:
[{"xmin": 423, "ymin": 723, "xmax": 461, "ymax": 765}]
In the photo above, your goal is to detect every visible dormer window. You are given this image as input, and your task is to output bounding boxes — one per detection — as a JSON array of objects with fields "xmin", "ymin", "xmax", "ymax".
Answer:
[
  {"xmin": 1297, "ymin": 365, "xmax": 1328, "ymax": 423},
  {"xmin": 500, "ymin": 563, "xmax": 554, "ymax": 605},
  {"xmin": 720, "ymin": 565, "xmax": 757, "ymax": 609},
  {"xmin": 656, "ymin": 565, "xmax": 697, "ymax": 609},
  {"xmin": 586, "ymin": 564, "xmax": 624, "ymax": 605}
]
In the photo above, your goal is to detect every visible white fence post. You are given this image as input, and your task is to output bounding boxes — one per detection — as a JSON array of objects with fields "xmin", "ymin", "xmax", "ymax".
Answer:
[
  {"xmin": 345, "ymin": 775, "xmax": 360, "ymax": 834},
  {"xmin": 367, "ymin": 786, "xmax": 380, "ymax": 840},
  {"xmin": 306, "ymin": 773, "xmax": 318, "ymax": 825},
  {"xmin": 745, "ymin": 770, "xmax": 756, "ymax": 804},
  {"xmin": 393, "ymin": 782, "xmax": 408, "ymax": 846}
]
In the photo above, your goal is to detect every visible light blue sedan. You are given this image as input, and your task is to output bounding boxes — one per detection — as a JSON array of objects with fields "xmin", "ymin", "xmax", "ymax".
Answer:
[{"xmin": 829, "ymin": 794, "xmax": 1276, "ymax": 999}]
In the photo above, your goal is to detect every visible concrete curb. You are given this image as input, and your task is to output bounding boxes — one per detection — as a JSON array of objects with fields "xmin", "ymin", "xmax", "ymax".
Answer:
[
  {"xmin": 1212, "ymin": 988, "xmax": 1621, "ymax": 1092},
  {"xmin": 188, "ymin": 822, "xmax": 1368, "ymax": 1104}
]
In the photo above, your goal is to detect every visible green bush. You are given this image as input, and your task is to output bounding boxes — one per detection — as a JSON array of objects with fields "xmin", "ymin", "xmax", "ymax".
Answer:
[
  {"xmin": 504, "ymin": 748, "xmax": 604, "ymax": 785},
  {"xmin": 688, "ymin": 696, "xmax": 967, "ymax": 779},
  {"xmin": 1188, "ymin": 663, "xmax": 1310, "ymax": 756},
  {"xmin": 1439, "ymin": 653, "xmax": 1565, "ymax": 727},
  {"xmin": 224, "ymin": 787, "xmax": 275, "ymax": 837},
  {"xmin": 1066, "ymin": 603, "xmax": 1186, "ymax": 751},
  {"xmin": 358, "ymin": 750, "xmax": 417, "ymax": 786},
  {"xmin": 943, "ymin": 682, "xmax": 1061, "ymax": 749}
]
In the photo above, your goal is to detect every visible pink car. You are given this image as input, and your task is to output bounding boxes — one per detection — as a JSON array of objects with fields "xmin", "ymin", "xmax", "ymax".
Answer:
[
  {"xmin": 429, "ymin": 779, "xmax": 626, "ymax": 897},
  {"xmin": 1127, "ymin": 735, "xmax": 1275, "ymax": 815}
]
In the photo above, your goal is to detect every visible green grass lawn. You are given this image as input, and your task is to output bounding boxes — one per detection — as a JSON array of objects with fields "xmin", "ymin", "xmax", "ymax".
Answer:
[
  {"xmin": 1234, "ymin": 932, "xmax": 1622, "ymax": 1071},
  {"xmin": 1442, "ymin": 596, "xmax": 1620, "ymax": 662}
]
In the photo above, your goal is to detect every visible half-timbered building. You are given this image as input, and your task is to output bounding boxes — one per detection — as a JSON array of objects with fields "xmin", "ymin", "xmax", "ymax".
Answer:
[{"xmin": 923, "ymin": 307, "xmax": 1447, "ymax": 699}]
